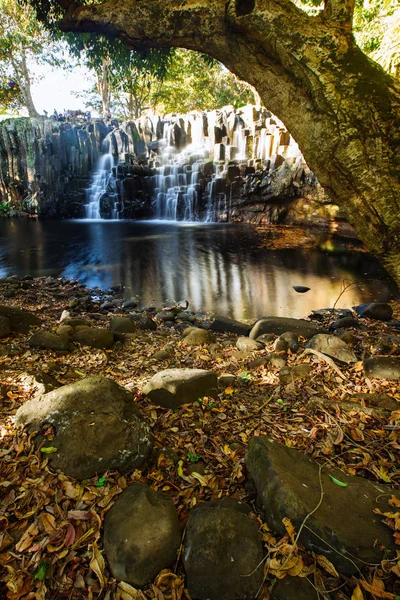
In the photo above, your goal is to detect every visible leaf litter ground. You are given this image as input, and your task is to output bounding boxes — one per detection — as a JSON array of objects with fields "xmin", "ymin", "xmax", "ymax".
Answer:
[{"xmin": 0, "ymin": 277, "xmax": 399, "ymax": 600}]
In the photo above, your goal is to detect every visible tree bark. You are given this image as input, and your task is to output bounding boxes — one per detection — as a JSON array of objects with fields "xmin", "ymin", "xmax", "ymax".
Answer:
[
  {"xmin": 11, "ymin": 50, "xmax": 40, "ymax": 118},
  {"xmin": 96, "ymin": 59, "xmax": 111, "ymax": 118},
  {"xmin": 58, "ymin": 0, "xmax": 400, "ymax": 285}
]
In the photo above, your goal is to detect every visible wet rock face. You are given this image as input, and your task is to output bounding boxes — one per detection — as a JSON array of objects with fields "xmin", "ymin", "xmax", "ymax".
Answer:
[
  {"xmin": 0, "ymin": 118, "xmax": 109, "ymax": 217},
  {"xmin": 15, "ymin": 376, "xmax": 153, "ymax": 479}
]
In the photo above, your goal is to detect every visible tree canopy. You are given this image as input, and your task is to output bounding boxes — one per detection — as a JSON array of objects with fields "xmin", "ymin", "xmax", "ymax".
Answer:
[{"xmin": 17, "ymin": 0, "xmax": 400, "ymax": 288}]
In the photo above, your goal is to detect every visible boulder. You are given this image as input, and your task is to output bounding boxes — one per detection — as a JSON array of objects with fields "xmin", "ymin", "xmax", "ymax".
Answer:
[
  {"xmin": 279, "ymin": 331, "xmax": 299, "ymax": 352},
  {"xmin": 0, "ymin": 315, "xmax": 11, "ymax": 337},
  {"xmin": 0, "ymin": 305, "xmax": 41, "ymax": 332},
  {"xmin": 271, "ymin": 577, "xmax": 319, "ymax": 600},
  {"xmin": 250, "ymin": 317, "xmax": 326, "ymax": 340},
  {"xmin": 183, "ymin": 328, "xmax": 215, "ymax": 346},
  {"xmin": 236, "ymin": 336, "xmax": 264, "ymax": 352},
  {"xmin": 104, "ymin": 483, "xmax": 181, "ymax": 586},
  {"xmin": 72, "ymin": 327, "xmax": 114, "ymax": 349},
  {"xmin": 130, "ymin": 314, "xmax": 157, "ymax": 331},
  {"xmin": 330, "ymin": 315, "xmax": 359, "ymax": 330},
  {"xmin": 245, "ymin": 436, "xmax": 398, "ymax": 575},
  {"xmin": 210, "ymin": 315, "xmax": 252, "ymax": 336},
  {"xmin": 29, "ymin": 331, "xmax": 70, "ymax": 351},
  {"xmin": 110, "ymin": 317, "xmax": 137, "ymax": 334},
  {"xmin": 15, "ymin": 376, "xmax": 153, "ymax": 479},
  {"xmin": 363, "ymin": 356, "xmax": 400, "ymax": 380},
  {"xmin": 143, "ymin": 369, "xmax": 218, "ymax": 408},
  {"xmin": 183, "ymin": 499, "xmax": 264, "ymax": 600},
  {"xmin": 306, "ymin": 334, "xmax": 358, "ymax": 363},
  {"xmin": 354, "ymin": 302, "xmax": 393, "ymax": 321}
]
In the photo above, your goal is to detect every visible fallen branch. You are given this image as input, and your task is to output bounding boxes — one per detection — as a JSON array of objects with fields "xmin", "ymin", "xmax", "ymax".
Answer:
[{"xmin": 298, "ymin": 348, "xmax": 348, "ymax": 380}]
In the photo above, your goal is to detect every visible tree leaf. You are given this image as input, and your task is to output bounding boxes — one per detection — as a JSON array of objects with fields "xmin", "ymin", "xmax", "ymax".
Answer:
[
  {"xmin": 40, "ymin": 446, "xmax": 57, "ymax": 454},
  {"xmin": 89, "ymin": 541, "xmax": 106, "ymax": 588},
  {"xmin": 329, "ymin": 475, "xmax": 348, "ymax": 487},
  {"xmin": 35, "ymin": 560, "xmax": 50, "ymax": 581}
]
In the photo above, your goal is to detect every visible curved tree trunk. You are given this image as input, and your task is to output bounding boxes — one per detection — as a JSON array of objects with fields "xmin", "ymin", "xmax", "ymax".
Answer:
[{"xmin": 58, "ymin": 0, "xmax": 400, "ymax": 285}]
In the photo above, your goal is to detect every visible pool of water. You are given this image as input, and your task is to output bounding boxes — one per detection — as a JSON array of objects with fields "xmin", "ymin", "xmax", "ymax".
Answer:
[{"xmin": 0, "ymin": 219, "xmax": 397, "ymax": 321}]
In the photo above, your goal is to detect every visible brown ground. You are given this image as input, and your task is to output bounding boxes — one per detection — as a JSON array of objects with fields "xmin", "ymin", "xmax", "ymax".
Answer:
[{"xmin": 0, "ymin": 276, "xmax": 399, "ymax": 600}]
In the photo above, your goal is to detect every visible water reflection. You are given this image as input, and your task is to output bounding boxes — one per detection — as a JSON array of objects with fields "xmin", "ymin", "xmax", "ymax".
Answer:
[{"xmin": 0, "ymin": 219, "xmax": 397, "ymax": 320}]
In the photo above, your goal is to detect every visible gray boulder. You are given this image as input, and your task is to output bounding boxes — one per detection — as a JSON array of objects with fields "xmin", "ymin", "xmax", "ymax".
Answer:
[
  {"xmin": 236, "ymin": 336, "xmax": 264, "ymax": 352},
  {"xmin": 0, "ymin": 305, "xmax": 41, "ymax": 332},
  {"xmin": 271, "ymin": 577, "xmax": 319, "ymax": 600},
  {"xmin": 104, "ymin": 483, "xmax": 181, "ymax": 586},
  {"xmin": 29, "ymin": 331, "xmax": 70, "ymax": 351},
  {"xmin": 72, "ymin": 327, "xmax": 114, "ymax": 349},
  {"xmin": 183, "ymin": 499, "xmax": 264, "ymax": 600},
  {"xmin": 130, "ymin": 314, "xmax": 157, "ymax": 330},
  {"xmin": 15, "ymin": 376, "xmax": 153, "ymax": 479},
  {"xmin": 0, "ymin": 315, "xmax": 11, "ymax": 337},
  {"xmin": 306, "ymin": 333, "xmax": 358, "ymax": 363},
  {"xmin": 354, "ymin": 302, "xmax": 393, "ymax": 321},
  {"xmin": 210, "ymin": 315, "xmax": 252, "ymax": 336},
  {"xmin": 143, "ymin": 368, "xmax": 218, "ymax": 408},
  {"xmin": 183, "ymin": 328, "xmax": 215, "ymax": 346},
  {"xmin": 250, "ymin": 317, "xmax": 326, "ymax": 340},
  {"xmin": 363, "ymin": 356, "xmax": 400, "ymax": 380},
  {"xmin": 110, "ymin": 317, "xmax": 137, "ymax": 334},
  {"xmin": 245, "ymin": 436, "xmax": 398, "ymax": 575}
]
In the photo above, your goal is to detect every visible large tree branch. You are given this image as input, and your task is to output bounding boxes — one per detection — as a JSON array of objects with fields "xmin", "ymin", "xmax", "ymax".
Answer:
[
  {"xmin": 56, "ymin": 0, "xmax": 400, "ymax": 284},
  {"xmin": 324, "ymin": 0, "xmax": 355, "ymax": 31}
]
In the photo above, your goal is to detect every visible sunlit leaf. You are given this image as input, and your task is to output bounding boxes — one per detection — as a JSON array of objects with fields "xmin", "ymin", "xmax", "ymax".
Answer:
[
  {"xmin": 40, "ymin": 446, "xmax": 57, "ymax": 454},
  {"xmin": 329, "ymin": 475, "xmax": 348, "ymax": 487},
  {"xmin": 95, "ymin": 477, "xmax": 107, "ymax": 487}
]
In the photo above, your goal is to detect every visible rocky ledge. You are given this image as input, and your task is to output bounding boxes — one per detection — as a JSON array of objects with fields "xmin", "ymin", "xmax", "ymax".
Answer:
[{"xmin": 0, "ymin": 274, "xmax": 400, "ymax": 599}]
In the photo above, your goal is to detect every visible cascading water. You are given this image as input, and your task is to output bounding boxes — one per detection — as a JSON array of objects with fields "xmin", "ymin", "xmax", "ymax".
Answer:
[{"xmin": 84, "ymin": 136, "xmax": 118, "ymax": 219}]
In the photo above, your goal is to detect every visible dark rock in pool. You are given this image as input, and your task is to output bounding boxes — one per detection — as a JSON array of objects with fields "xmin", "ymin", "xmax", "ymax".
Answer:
[
  {"xmin": 210, "ymin": 315, "xmax": 253, "ymax": 336},
  {"xmin": 245, "ymin": 436, "xmax": 399, "ymax": 575},
  {"xmin": 353, "ymin": 302, "xmax": 393, "ymax": 321},
  {"xmin": 183, "ymin": 498, "xmax": 264, "ymax": 600},
  {"xmin": 104, "ymin": 483, "xmax": 181, "ymax": 586},
  {"xmin": 15, "ymin": 376, "xmax": 153, "ymax": 479},
  {"xmin": 363, "ymin": 356, "xmax": 400, "ymax": 379},
  {"xmin": 250, "ymin": 317, "xmax": 326, "ymax": 340}
]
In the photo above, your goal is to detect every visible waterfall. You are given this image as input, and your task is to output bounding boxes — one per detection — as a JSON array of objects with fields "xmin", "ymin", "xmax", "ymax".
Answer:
[{"xmin": 84, "ymin": 136, "xmax": 118, "ymax": 220}]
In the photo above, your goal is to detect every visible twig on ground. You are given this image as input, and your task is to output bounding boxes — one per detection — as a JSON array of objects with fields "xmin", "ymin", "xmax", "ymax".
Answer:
[{"xmin": 298, "ymin": 348, "xmax": 348, "ymax": 380}]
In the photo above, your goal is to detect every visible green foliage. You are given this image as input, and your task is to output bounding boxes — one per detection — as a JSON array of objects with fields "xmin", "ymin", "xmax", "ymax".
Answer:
[
  {"xmin": 240, "ymin": 370, "xmax": 253, "ymax": 382},
  {"xmin": 187, "ymin": 452, "xmax": 200, "ymax": 463},
  {"xmin": 152, "ymin": 50, "xmax": 256, "ymax": 114},
  {"xmin": 0, "ymin": 202, "xmax": 10, "ymax": 215}
]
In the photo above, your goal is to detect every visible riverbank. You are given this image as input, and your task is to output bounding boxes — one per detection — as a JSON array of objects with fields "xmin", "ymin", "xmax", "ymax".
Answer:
[{"xmin": 0, "ymin": 275, "xmax": 399, "ymax": 599}]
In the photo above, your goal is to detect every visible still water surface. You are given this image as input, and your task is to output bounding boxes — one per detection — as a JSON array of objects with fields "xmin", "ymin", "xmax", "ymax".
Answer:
[{"xmin": 0, "ymin": 219, "xmax": 397, "ymax": 321}]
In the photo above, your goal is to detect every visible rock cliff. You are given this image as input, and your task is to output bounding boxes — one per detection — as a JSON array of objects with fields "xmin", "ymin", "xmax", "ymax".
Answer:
[
  {"xmin": 0, "ymin": 117, "xmax": 109, "ymax": 217},
  {"xmin": 0, "ymin": 107, "xmax": 353, "ymax": 234}
]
